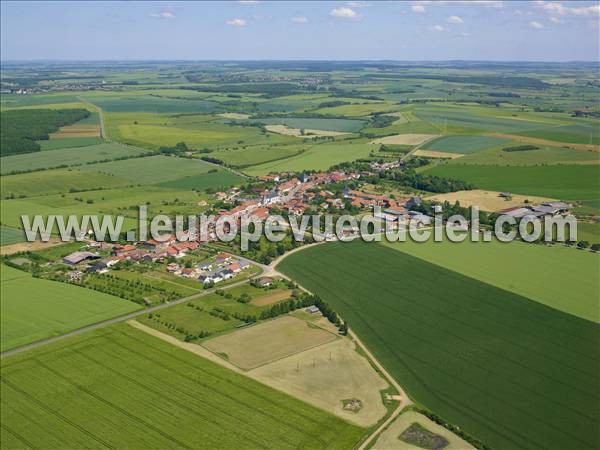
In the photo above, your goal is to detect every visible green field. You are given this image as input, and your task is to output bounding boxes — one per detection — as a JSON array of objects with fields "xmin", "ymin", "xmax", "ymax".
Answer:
[
  {"xmin": 157, "ymin": 170, "xmax": 244, "ymax": 190},
  {"xmin": 211, "ymin": 144, "xmax": 305, "ymax": 168},
  {"xmin": 245, "ymin": 141, "xmax": 373, "ymax": 174},
  {"xmin": 81, "ymin": 155, "xmax": 216, "ymax": 184},
  {"xmin": 453, "ymin": 144, "xmax": 600, "ymax": 165},
  {"xmin": 0, "ymin": 225, "xmax": 25, "ymax": 246},
  {"xmin": 1, "ymin": 169, "xmax": 129, "ymax": 198},
  {"xmin": 278, "ymin": 241, "xmax": 600, "ymax": 450},
  {"xmin": 84, "ymin": 95, "xmax": 220, "ymax": 113},
  {"xmin": 426, "ymin": 164, "xmax": 600, "ymax": 200},
  {"xmin": 0, "ymin": 324, "xmax": 365, "ymax": 448},
  {"xmin": 380, "ymin": 239, "xmax": 600, "ymax": 322},
  {"xmin": 39, "ymin": 137, "xmax": 104, "ymax": 151},
  {"xmin": 0, "ymin": 265, "xmax": 141, "ymax": 351},
  {"xmin": 0, "ymin": 143, "xmax": 149, "ymax": 175},
  {"xmin": 421, "ymin": 135, "xmax": 511, "ymax": 154}
]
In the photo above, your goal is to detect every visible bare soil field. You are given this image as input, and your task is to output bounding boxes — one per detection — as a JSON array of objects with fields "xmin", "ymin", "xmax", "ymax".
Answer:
[
  {"xmin": 251, "ymin": 290, "xmax": 292, "ymax": 306},
  {"xmin": 219, "ymin": 112, "xmax": 251, "ymax": 119},
  {"xmin": 249, "ymin": 338, "xmax": 389, "ymax": 427},
  {"xmin": 372, "ymin": 410, "xmax": 474, "ymax": 450},
  {"xmin": 369, "ymin": 134, "xmax": 438, "ymax": 146},
  {"xmin": 0, "ymin": 237, "xmax": 63, "ymax": 255},
  {"xmin": 265, "ymin": 124, "xmax": 349, "ymax": 138},
  {"xmin": 50, "ymin": 124, "xmax": 101, "ymax": 138},
  {"xmin": 426, "ymin": 189, "xmax": 556, "ymax": 212},
  {"xmin": 488, "ymin": 133, "xmax": 600, "ymax": 152},
  {"xmin": 202, "ymin": 315, "xmax": 338, "ymax": 369},
  {"xmin": 413, "ymin": 149, "xmax": 463, "ymax": 159}
]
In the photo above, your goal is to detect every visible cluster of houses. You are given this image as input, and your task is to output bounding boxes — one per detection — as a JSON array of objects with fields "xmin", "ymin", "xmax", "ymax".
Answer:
[{"xmin": 167, "ymin": 252, "xmax": 251, "ymax": 285}]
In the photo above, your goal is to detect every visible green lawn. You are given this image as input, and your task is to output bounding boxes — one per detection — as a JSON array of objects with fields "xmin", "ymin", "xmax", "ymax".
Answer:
[
  {"xmin": 421, "ymin": 135, "xmax": 511, "ymax": 154},
  {"xmin": 278, "ymin": 241, "xmax": 600, "ymax": 450},
  {"xmin": 380, "ymin": 239, "xmax": 600, "ymax": 322},
  {"xmin": 0, "ymin": 265, "xmax": 141, "ymax": 351},
  {"xmin": 0, "ymin": 225, "xmax": 25, "ymax": 246},
  {"xmin": 39, "ymin": 137, "xmax": 104, "ymax": 150},
  {"xmin": 0, "ymin": 324, "xmax": 365, "ymax": 449},
  {"xmin": 426, "ymin": 164, "xmax": 600, "ymax": 200}
]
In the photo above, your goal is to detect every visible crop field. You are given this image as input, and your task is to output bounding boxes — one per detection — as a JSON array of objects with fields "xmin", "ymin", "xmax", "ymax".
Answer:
[
  {"xmin": 0, "ymin": 324, "xmax": 365, "ymax": 449},
  {"xmin": 157, "ymin": 170, "xmax": 244, "ymax": 190},
  {"xmin": 379, "ymin": 239, "xmax": 600, "ymax": 322},
  {"xmin": 256, "ymin": 117, "xmax": 366, "ymax": 132},
  {"xmin": 104, "ymin": 112, "xmax": 284, "ymax": 149},
  {"xmin": 1, "ymin": 169, "xmax": 130, "ymax": 198},
  {"xmin": 369, "ymin": 134, "xmax": 438, "ymax": 146},
  {"xmin": 39, "ymin": 137, "xmax": 104, "ymax": 150},
  {"xmin": 425, "ymin": 189, "xmax": 556, "ymax": 212},
  {"xmin": 203, "ymin": 315, "xmax": 338, "ymax": 370},
  {"xmin": 211, "ymin": 143, "xmax": 305, "ymax": 167},
  {"xmin": 84, "ymin": 95, "xmax": 221, "ymax": 113},
  {"xmin": 249, "ymin": 337, "xmax": 390, "ymax": 427},
  {"xmin": 453, "ymin": 144, "xmax": 600, "ymax": 165},
  {"xmin": 0, "ymin": 143, "xmax": 149, "ymax": 175},
  {"xmin": 426, "ymin": 164, "xmax": 600, "ymax": 200},
  {"xmin": 265, "ymin": 124, "xmax": 349, "ymax": 138},
  {"xmin": 278, "ymin": 241, "xmax": 600, "ymax": 450},
  {"xmin": 373, "ymin": 410, "xmax": 474, "ymax": 450},
  {"xmin": 421, "ymin": 135, "xmax": 511, "ymax": 154},
  {"xmin": 0, "ymin": 265, "xmax": 141, "ymax": 351},
  {"xmin": 0, "ymin": 225, "xmax": 25, "ymax": 246},
  {"xmin": 80, "ymin": 155, "xmax": 215, "ymax": 184},
  {"xmin": 244, "ymin": 141, "xmax": 373, "ymax": 174}
]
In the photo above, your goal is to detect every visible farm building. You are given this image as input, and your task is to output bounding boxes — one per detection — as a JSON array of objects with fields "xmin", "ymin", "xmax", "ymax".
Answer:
[
  {"xmin": 257, "ymin": 277, "xmax": 273, "ymax": 287},
  {"xmin": 63, "ymin": 251, "xmax": 100, "ymax": 265}
]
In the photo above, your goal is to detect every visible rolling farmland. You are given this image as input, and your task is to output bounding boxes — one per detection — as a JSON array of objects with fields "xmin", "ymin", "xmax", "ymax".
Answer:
[
  {"xmin": 278, "ymin": 241, "xmax": 600, "ymax": 450},
  {"xmin": 0, "ymin": 324, "xmax": 365, "ymax": 449}
]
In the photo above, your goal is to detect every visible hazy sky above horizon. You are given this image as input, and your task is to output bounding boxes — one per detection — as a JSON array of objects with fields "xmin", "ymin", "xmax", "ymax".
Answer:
[{"xmin": 1, "ymin": 1, "xmax": 599, "ymax": 61}]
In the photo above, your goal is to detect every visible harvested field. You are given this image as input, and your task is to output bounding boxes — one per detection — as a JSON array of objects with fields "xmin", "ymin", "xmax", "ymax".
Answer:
[
  {"xmin": 218, "ymin": 112, "xmax": 251, "ymax": 119},
  {"xmin": 373, "ymin": 410, "xmax": 474, "ymax": 450},
  {"xmin": 425, "ymin": 189, "xmax": 556, "ymax": 212},
  {"xmin": 413, "ymin": 150, "xmax": 463, "ymax": 159},
  {"xmin": 249, "ymin": 338, "xmax": 389, "ymax": 427},
  {"xmin": 202, "ymin": 315, "xmax": 338, "ymax": 370},
  {"xmin": 0, "ymin": 236, "xmax": 63, "ymax": 255},
  {"xmin": 369, "ymin": 134, "xmax": 438, "ymax": 146},
  {"xmin": 49, "ymin": 123, "xmax": 101, "ymax": 138},
  {"xmin": 251, "ymin": 290, "xmax": 292, "ymax": 306},
  {"xmin": 265, "ymin": 124, "xmax": 349, "ymax": 138}
]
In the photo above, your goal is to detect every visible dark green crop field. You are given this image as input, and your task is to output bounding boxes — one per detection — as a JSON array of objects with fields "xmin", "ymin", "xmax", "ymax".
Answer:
[
  {"xmin": 426, "ymin": 164, "xmax": 600, "ymax": 200},
  {"xmin": 0, "ymin": 324, "xmax": 365, "ymax": 449},
  {"xmin": 278, "ymin": 241, "xmax": 600, "ymax": 450}
]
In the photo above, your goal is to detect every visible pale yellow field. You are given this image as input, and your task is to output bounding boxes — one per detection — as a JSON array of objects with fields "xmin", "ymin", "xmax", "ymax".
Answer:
[
  {"xmin": 265, "ymin": 124, "xmax": 349, "ymax": 138},
  {"xmin": 218, "ymin": 112, "xmax": 251, "ymax": 119},
  {"xmin": 413, "ymin": 149, "xmax": 463, "ymax": 159},
  {"xmin": 369, "ymin": 134, "xmax": 438, "ymax": 146},
  {"xmin": 249, "ymin": 338, "xmax": 389, "ymax": 427},
  {"xmin": 49, "ymin": 124, "xmax": 101, "ymax": 138},
  {"xmin": 202, "ymin": 315, "xmax": 338, "ymax": 369},
  {"xmin": 251, "ymin": 290, "xmax": 292, "ymax": 306},
  {"xmin": 372, "ymin": 410, "xmax": 474, "ymax": 450},
  {"xmin": 426, "ymin": 189, "xmax": 556, "ymax": 212}
]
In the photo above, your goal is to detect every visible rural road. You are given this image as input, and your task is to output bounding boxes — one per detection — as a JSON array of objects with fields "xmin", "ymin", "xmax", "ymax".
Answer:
[{"xmin": 76, "ymin": 96, "xmax": 107, "ymax": 140}]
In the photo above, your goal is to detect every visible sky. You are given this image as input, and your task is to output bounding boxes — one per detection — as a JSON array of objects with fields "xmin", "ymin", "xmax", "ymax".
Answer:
[{"xmin": 1, "ymin": 1, "xmax": 599, "ymax": 61}]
